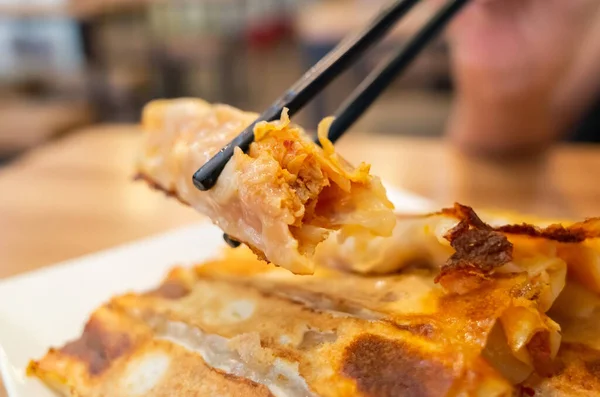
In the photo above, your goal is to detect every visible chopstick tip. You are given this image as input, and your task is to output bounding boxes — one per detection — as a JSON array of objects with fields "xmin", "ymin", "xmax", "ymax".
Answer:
[
  {"xmin": 192, "ymin": 170, "xmax": 215, "ymax": 191},
  {"xmin": 223, "ymin": 234, "xmax": 242, "ymax": 248}
]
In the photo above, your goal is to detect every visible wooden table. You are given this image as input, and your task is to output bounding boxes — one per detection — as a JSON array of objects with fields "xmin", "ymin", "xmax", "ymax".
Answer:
[
  {"xmin": 1, "ymin": 125, "xmax": 600, "ymax": 395},
  {"xmin": 0, "ymin": 98, "xmax": 92, "ymax": 156}
]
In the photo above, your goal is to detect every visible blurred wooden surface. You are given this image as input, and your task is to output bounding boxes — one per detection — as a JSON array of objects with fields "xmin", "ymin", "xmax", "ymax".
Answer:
[
  {"xmin": 1, "ymin": 125, "xmax": 600, "ymax": 395},
  {"xmin": 295, "ymin": 1, "xmax": 437, "ymax": 44},
  {"xmin": 0, "ymin": 99, "xmax": 92, "ymax": 155}
]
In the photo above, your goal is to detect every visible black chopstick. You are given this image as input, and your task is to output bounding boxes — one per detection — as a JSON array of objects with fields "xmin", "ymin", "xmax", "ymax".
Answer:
[
  {"xmin": 193, "ymin": 0, "xmax": 422, "ymax": 191},
  {"xmin": 223, "ymin": 233, "xmax": 242, "ymax": 248},
  {"xmin": 323, "ymin": 0, "xmax": 471, "ymax": 144}
]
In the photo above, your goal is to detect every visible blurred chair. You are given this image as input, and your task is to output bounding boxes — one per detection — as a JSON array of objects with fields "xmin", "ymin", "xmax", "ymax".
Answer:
[
  {"xmin": 0, "ymin": 10, "xmax": 92, "ymax": 158},
  {"xmin": 146, "ymin": 0, "xmax": 297, "ymax": 107},
  {"xmin": 0, "ymin": 92, "xmax": 92, "ymax": 159}
]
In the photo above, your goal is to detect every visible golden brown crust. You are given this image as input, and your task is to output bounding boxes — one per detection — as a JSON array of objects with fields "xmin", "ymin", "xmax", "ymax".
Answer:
[
  {"xmin": 147, "ymin": 268, "xmax": 194, "ymax": 300},
  {"xmin": 60, "ymin": 314, "xmax": 134, "ymax": 376},
  {"xmin": 147, "ymin": 279, "xmax": 191, "ymax": 300},
  {"xmin": 441, "ymin": 203, "xmax": 600, "ymax": 243},
  {"xmin": 584, "ymin": 359, "xmax": 600, "ymax": 380},
  {"xmin": 436, "ymin": 204, "xmax": 513, "ymax": 291},
  {"xmin": 28, "ymin": 305, "xmax": 276, "ymax": 397},
  {"xmin": 441, "ymin": 203, "xmax": 490, "ymax": 230},
  {"xmin": 341, "ymin": 334, "xmax": 454, "ymax": 397},
  {"xmin": 442, "ymin": 227, "xmax": 512, "ymax": 274},
  {"xmin": 389, "ymin": 322, "xmax": 436, "ymax": 339},
  {"xmin": 527, "ymin": 331, "xmax": 561, "ymax": 378},
  {"xmin": 523, "ymin": 343, "xmax": 600, "ymax": 396},
  {"xmin": 495, "ymin": 219, "xmax": 600, "ymax": 243}
]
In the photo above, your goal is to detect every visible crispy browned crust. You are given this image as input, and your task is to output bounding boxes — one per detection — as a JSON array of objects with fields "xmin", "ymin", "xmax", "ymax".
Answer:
[
  {"xmin": 527, "ymin": 331, "xmax": 562, "ymax": 378},
  {"xmin": 522, "ymin": 343, "xmax": 600, "ymax": 396},
  {"xmin": 32, "ymin": 250, "xmax": 563, "ymax": 397},
  {"xmin": 443, "ymin": 224, "xmax": 513, "ymax": 274},
  {"xmin": 146, "ymin": 268, "xmax": 192, "ymax": 300},
  {"xmin": 61, "ymin": 317, "xmax": 132, "ymax": 376},
  {"xmin": 495, "ymin": 221, "xmax": 600, "ymax": 243},
  {"xmin": 586, "ymin": 359, "xmax": 600, "ymax": 379},
  {"xmin": 434, "ymin": 203, "xmax": 600, "ymax": 293},
  {"xmin": 147, "ymin": 279, "xmax": 191, "ymax": 300},
  {"xmin": 436, "ymin": 204, "xmax": 513, "ymax": 291},
  {"xmin": 557, "ymin": 343, "xmax": 600, "ymax": 382},
  {"xmin": 28, "ymin": 305, "xmax": 275, "ymax": 397},
  {"xmin": 390, "ymin": 322, "xmax": 436, "ymax": 339},
  {"xmin": 441, "ymin": 203, "xmax": 600, "ymax": 243},
  {"xmin": 341, "ymin": 334, "xmax": 454, "ymax": 397},
  {"xmin": 441, "ymin": 203, "xmax": 490, "ymax": 230}
]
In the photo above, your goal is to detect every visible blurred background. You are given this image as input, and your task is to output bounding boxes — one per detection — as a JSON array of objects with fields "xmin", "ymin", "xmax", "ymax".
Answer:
[{"xmin": 0, "ymin": 0, "xmax": 452, "ymax": 164}]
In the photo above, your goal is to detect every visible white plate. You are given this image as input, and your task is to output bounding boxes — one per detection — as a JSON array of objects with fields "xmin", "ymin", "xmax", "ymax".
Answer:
[{"xmin": 0, "ymin": 186, "xmax": 431, "ymax": 397}]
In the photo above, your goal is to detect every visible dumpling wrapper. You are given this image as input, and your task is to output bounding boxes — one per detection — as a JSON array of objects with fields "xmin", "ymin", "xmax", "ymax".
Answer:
[{"xmin": 137, "ymin": 98, "xmax": 396, "ymax": 274}]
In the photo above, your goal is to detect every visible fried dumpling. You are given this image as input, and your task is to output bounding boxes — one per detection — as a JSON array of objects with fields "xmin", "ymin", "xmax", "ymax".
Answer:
[
  {"xmin": 317, "ymin": 204, "xmax": 600, "ymax": 306},
  {"xmin": 137, "ymin": 98, "xmax": 396, "ymax": 275},
  {"xmin": 315, "ymin": 204, "xmax": 600, "ymax": 382},
  {"xmin": 31, "ymin": 240, "xmax": 579, "ymax": 397},
  {"xmin": 30, "ymin": 249, "xmax": 518, "ymax": 397}
]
